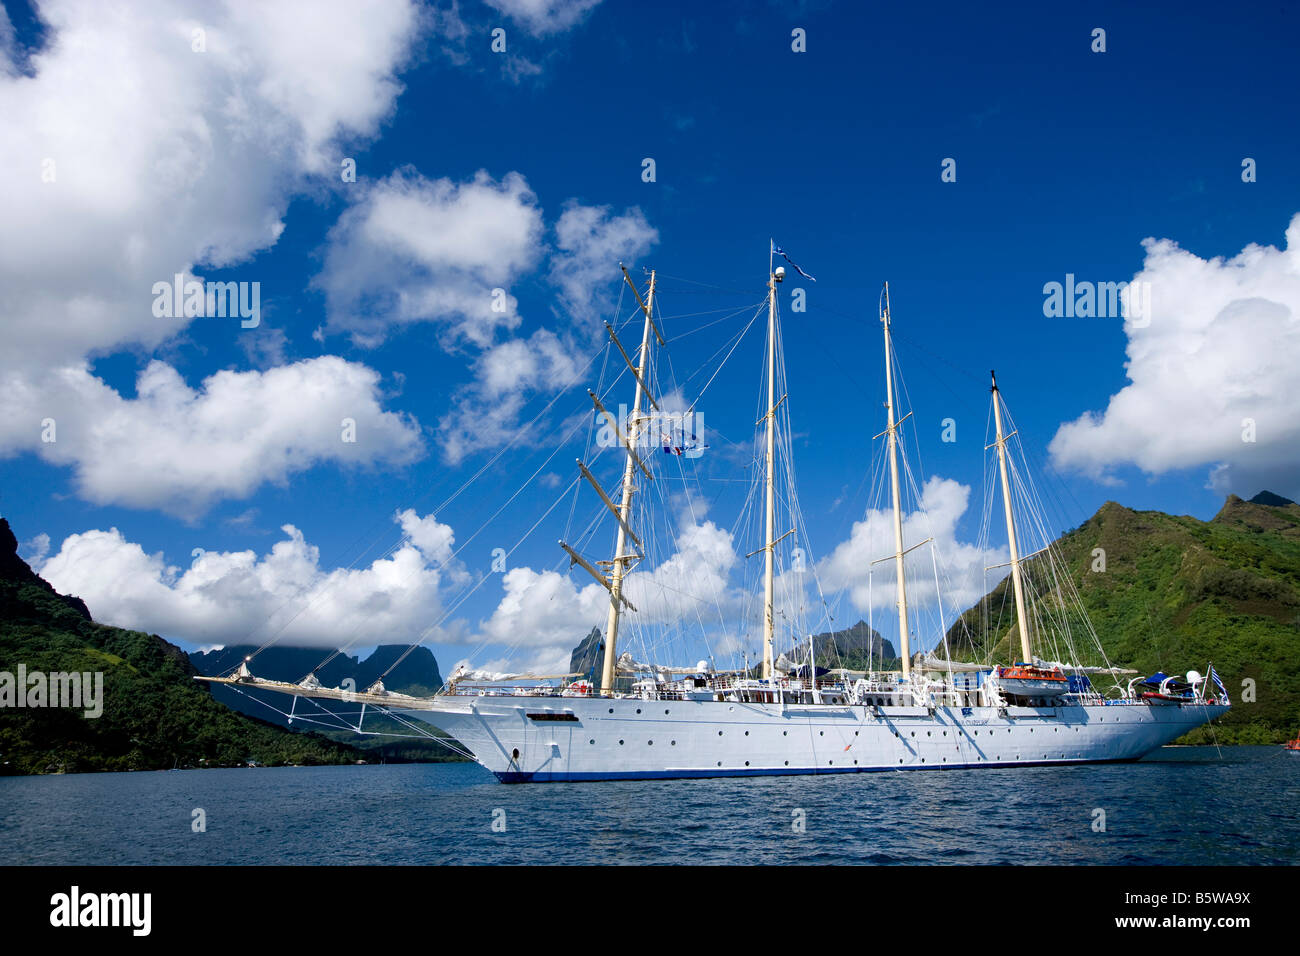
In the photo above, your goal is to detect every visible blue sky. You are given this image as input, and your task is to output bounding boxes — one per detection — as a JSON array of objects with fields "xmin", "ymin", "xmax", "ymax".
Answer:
[{"xmin": 2, "ymin": 0, "xmax": 1297, "ymax": 673}]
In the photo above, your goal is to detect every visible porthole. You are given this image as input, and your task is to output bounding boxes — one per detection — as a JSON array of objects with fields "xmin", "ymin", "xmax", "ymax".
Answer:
[
  {"xmin": 589, "ymin": 739, "xmax": 595, "ymax": 745},
  {"xmin": 744, "ymin": 730, "xmax": 749, "ymax": 736},
  {"xmin": 783, "ymin": 730, "xmax": 788, "ymax": 736},
  {"xmin": 665, "ymin": 709, "xmax": 670, "ymax": 715},
  {"xmin": 717, "ymin": 761, "xmax": 722, "ymax": 767},
  {"xmin": 608, "ymin": 708, "xmax": 614, "ymax": 714},
  {"xmin": 819, "ymin": 731, "xmax": 824, "ymax": 737},
  {"xmin": 647, "ymin": 740, "xmax": 653, "ymax": 746},
  {"xmin": 745, "ymin": 761, "xmax": 750, "ymax": 766},
  {"xmin": 636, "ymin": 708, "xmax": 641, "ymax": 714},
  {"xmin": 618, "ymin": 739, "xmax": 624, "ymax": 745},
  {"xmin": 718, "ymin": 730, "xmax": 723, "ymax": 736},
  {"xmin": 784, "ymin": 760, "xmax": 789, "ymax": 766},
  {"xmin": 671, "ymin": 740, "xmax": 676, "ymax": 746}
]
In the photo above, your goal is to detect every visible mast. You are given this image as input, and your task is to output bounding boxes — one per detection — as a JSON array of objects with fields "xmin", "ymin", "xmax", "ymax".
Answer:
[
  {"xmin": 881, "ymin": 284, "xmax": 912, "ymax": 681},
  {"xmin": 598, "ymin": 270, "xmax": 658, "ymax": 695},
  {"xmin": 761, "ymin": 244, "xmax": 782, "ymax": 680},
  {"xmin": 990, "ymin": 370, "xmax": 1033, "ymax": 664}
]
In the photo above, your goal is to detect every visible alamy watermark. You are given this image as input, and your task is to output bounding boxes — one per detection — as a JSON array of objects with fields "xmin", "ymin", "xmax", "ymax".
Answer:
[
  {"xmin": 1042, "ymin": 274, "xmax": 1150, "ymax": 326},
  {"xmin": 0, "ymin": 665, "xmax": 103, "ymax": 718},
  {"xmin": 50, "ymin": 886, "xmax": 150, "ymax": 936},
  {"xmin": 152, "ymin": 273, "xmax": 260, "ymax": 328}
]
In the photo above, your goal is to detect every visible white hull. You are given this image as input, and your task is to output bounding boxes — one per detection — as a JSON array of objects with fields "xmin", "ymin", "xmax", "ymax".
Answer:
[{"xmin": 412, "ymin": 696, "xmax": 1228, "ymax": 783}]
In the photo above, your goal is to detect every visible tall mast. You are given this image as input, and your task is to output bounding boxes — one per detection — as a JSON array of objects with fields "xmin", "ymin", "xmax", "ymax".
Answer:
[
  {"xmin": 761, "ymin": 244, "xmax": 781, "ymax": 679},
  {"xmin": 881, "ymin": 284, "xmax": 912, "ymax": 681},
  {"xmin": 598, "ymin": 270, "xmax": 658, "ymax": 695},
  {"xmin": 990, "ymin": 371, "xmax": 1032, "ymax": 663}
]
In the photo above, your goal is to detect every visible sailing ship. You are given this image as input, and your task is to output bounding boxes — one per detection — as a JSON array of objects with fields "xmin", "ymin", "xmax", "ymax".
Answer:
[{"xmin": 198, "ymin": 248, "xmax": 1230, "ymax": 782}]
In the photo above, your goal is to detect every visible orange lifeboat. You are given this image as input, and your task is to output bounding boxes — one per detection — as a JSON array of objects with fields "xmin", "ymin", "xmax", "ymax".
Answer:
[{"xmin": 996, "ymin": 663, "xmax": 1070, "ymax": 698}]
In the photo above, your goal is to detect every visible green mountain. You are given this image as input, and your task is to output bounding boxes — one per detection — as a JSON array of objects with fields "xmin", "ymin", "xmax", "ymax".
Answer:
[
  {"xmin": 0, "ymin": 518, "xmax": 364, "ymax": 774},
  {"xmin": 944, "ymin": 493, "xmax": 1300, "ymax": 743}
]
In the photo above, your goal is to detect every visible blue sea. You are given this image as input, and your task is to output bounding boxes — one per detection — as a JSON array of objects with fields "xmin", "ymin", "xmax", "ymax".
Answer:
[{"xmin": 1, "ymin": 746, "xmax": 1296, "ymax": 865}]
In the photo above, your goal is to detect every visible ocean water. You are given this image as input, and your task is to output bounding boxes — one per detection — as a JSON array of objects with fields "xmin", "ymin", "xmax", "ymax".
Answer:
[{"xmin": 1, "ymin": 746, "xmax": 1296, "ymax": 865}]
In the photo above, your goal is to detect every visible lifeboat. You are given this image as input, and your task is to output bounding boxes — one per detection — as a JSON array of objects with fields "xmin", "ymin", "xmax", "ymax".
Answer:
[{"xmin": 996, "ymin": 663, "xmax": 1069, "ymax": 698}]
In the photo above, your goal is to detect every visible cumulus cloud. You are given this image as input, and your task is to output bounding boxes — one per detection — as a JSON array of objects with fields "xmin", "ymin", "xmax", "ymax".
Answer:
[
  {"xmin": 0, "ymin": 0, "xmax": 422, "ymax": 373},
  {"xmin": 476, "ymin": 518, "xmax": 740, "ymax": 672},
  {"xmin": 0, "ymin": 1, "xmax": 437, "ymax": 512},
  {"xmin": 313, "ymin": 169, "xmax": 545, "ymax": 348},
  {"xmin": 435, "ymin": 327, "xmax": 586, "ymax": 463},
  {"xmin": 39, "ymin": 509, "xmax": 462, "ymax": 649},
  {"xmin": 431, "ymin": 201, "xmax": 657, "ymax": 463},
  {"xmin": 550, "ymin": 202, "xmax": 658, "ymax": 323},
  {"xmin": 1050, "ymin": 214, "xmax": 1300, "ymax": 499},
  {"xmin": 2, "ymin": 357, "xmax": 424, "ymax": 516},
  {"xmin": 817, "ymin": 477, "xmax": 1008, "ymax": 622}
]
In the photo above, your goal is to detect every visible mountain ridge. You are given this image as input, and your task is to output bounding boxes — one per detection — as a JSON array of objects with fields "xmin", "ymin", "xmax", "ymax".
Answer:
[
  {"xmin": 945, "ymin": 492, "xmax": 1300, "ymax": 743},
  {"xmin": 0, "ymin": 517, "xmax": 363, "ymax": 774}
]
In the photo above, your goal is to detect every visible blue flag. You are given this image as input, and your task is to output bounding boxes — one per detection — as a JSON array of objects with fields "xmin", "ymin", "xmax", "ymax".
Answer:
[{"xmin": 772, "ymin": 242, "xmax": 816, "ymax": 282}]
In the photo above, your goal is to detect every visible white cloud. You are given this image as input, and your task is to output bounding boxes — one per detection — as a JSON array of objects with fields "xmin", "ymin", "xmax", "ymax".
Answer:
[
  {"xmin": 40, "ymin": 510, "xmax": 462, "ymax": 649},
  {"xmin": 550, "ymin": 202, "xmax": 658, "ymax": 322},
  {"xmin": 1050, "ymin": 213, "xmax": 1300, "ymax": 499},
  {"xmin": 435, "ymin": 327, "xmax": 585, "ymax": 463},
  {"xmin": 482, "ymin": 0, "xmax": 603, "ymax": 36},
  {"xmin": 314, "ymin": 169, "xmax": 545, "ymax": 348},
  {"xmin": 0, "ymin": 5, "xmax": 17, "ymax": 76},
  {"xmin": 476, "ymin": 518, "xmax": 740, "ymax": 672},
  {"xmin": 1, "ymin": 357, "xmax": 424, "ymax": 517},
  {"xmin": 21, "ymin": 532, "xmax": 50, "ymax": 566},
  {"xmin": 817, "ymin": 477, "xmax": 1008, "ymax": 623},
  {"xmin": 433, "ymin": 203, "xmax": 658, "ymax": 463},
  {"xmin": 0, "ymin": 1, "xmax": 437, "ymax": 514},
  {"xmin": 479, "ymin": 565, "xmax": 607, "ymax": 668},
  {"xmin": 0, "ymin": 0, "xmax": 423, "ymax": 373}
]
